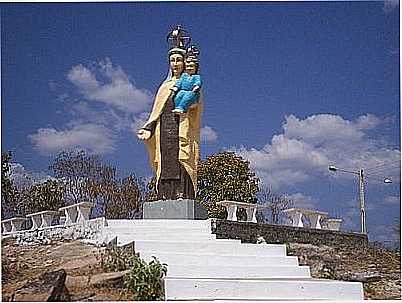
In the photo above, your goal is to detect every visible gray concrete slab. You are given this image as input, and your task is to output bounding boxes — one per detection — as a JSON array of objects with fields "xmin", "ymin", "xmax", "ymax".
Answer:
[{"xmin": 143, "ymin": 199, "xmax": 208, "ymax": 219}]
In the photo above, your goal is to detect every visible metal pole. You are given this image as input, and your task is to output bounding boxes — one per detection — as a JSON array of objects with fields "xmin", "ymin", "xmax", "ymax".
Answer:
[{"xmin": 358, "ymin": 169, "xmax": 367, "ymax": 234}]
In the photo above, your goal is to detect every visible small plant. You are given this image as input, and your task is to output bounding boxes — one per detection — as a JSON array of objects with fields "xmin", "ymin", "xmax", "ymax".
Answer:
[
  {"xmin": 123, "ymin": 255, "xmax": 167, "ymax": 301},
  {"xmin": 96, "ymin": 246, "xmax": 134, "ymax": 272},
  {"xmin": 2, "ymin": 258, "xmax": 11, "ymax": 282},
  {"xmin": 318, "ymin": 264, "xmax": 337, "ymax": 279}
]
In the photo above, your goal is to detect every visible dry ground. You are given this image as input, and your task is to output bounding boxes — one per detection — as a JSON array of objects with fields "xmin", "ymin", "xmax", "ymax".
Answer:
[{"xmin": 2, "ymin": 238, "xmax": 134, "ymax": 301}]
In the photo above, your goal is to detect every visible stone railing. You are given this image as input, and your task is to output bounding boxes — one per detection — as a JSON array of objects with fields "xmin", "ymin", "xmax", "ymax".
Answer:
[
  {"xmin": 1, "ymin": 202, "xmax": 110, "ymax": 246},
  {"xmin": 217, "ymin": 200, "xmax": 268, "ymax": 223},
  {"xmin": 2, "ymin": 217, "xmax": 28, "ymax": 234},
  {"xmin": 282, "ymin": 208, "xmax": 343, "ymax": 231},
  {"xmin": 59, "ymin": 202, "xmax": 93, "ymax": 225},
  {"xmin": 325, "ymin": 218, "xmax": 343, "ymax": 231},
  {"xmin": 26, "ymin": 210, "xmax": 59, "ymax": 230},
  {"xmin": 1, "ymin": 202, "xmax": 95, "ymax": 235},
  {"xmin": 282, "ymin": 208, "xmax": 329, "ymax": 229}
]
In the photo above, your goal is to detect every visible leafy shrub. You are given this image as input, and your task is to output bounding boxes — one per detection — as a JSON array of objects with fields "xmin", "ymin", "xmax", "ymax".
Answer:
[
  {"xmin": 318, "ymin": 264, "xmax": 337, "ymax": 279},
  {"xmin": 123, "ymin": 255, "xmax": 167, "ymax": 301},
  {"xmin": 96, "ymin": 246, "xmax": 134, "ymax": 272}
]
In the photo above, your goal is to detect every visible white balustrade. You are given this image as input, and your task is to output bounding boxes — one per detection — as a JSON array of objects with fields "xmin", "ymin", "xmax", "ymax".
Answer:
[
  {"xmin": 59, "ymin": 202, "xmax": 94, "ymax": 225},
  {"xmin": 282, "ymin": 208, "xmax": 328, "ymax": 229},
  {"xmin": 217, "ymin": 201, "xmax": 268, "ymax": 223},
  {"xmin": 2, "ymin": 217, "xmax": 28, "ymax": 234},
  {"xmin": 26, "ymin": 211, "xmax": 59, "ymax": 230},
  {"xmin": 325, "ymin": 218, "xmax": 343, "ymax": 231}
]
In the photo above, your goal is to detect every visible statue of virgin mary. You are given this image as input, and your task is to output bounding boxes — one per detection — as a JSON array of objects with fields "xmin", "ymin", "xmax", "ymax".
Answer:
[{"xmin": 137, "ymin": 26, "xmax": 203, "ymax": 200}]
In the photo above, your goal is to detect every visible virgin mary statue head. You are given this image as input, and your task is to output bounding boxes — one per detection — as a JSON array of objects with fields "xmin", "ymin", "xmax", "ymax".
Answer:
[{"xmin": 164, "ymin": 47, "xmax": 186, "ymax": 82}]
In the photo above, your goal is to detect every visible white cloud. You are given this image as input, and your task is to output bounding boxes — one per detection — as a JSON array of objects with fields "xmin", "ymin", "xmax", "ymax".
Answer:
[
  {"xmin": 383, "ymin": 195, "xmax": 401, "ymax": 205},
  {"xmin": 283, "ymin": 114, "xmax": 363, "ymax": 145},
  {"xmin": 71, "ymin": 101, "xmax": 112, "ymax": 126},
  {"xmin": 29, "ymin": 123, "xmax": 116, "ymax": 156},
  {"xmin": 70, "ymin": 101, "xmax": 134, "ymax": 132},
  {"xmin": 31, "ymin": 58, "xmax": 155, "ymax": 156},
  {"xmin": 9, "ymin": 163, "xmax": 53, "ymax": 190},
  {"xmin": 130, "ymin": 112, "xmax": 151, "ymax": 136},
  {"xmin": 355, "ymin": 114, "xmax": 382, "ymax": 130},
  {"xmin": 9, "ymin": 163, "xmax": 33, "ymax": 190},
  {"xmin": 201, "ymin": 126, "xmax": 218, "ymax": 142},
  {"xmin": 254, "ymin": 169, "xmax": 310, "ymax": 189},
  {"xmin": 284, "ymin": 192, "xmax": 318, "ymax": 209},
  {"xmin": 383, "ymin": 0, "xmax": 399, "ymax": 13},
  {"xmin": 236, "ymin": 114, "xmax": 400, "ymax": 189},
  {"xmin": 67, "ymin": 58, "xmax": 152, "ymax": 114}
]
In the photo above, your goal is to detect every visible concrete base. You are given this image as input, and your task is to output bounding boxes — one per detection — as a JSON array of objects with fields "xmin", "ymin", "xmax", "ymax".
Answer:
[{"xmin": 143, "ymin": 199, "xmax": 208, "ymax": 220}]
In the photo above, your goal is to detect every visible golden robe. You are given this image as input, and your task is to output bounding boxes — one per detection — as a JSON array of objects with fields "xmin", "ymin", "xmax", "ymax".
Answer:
[{"xmin": 142, "ymin": 78, "xmax": 203, "ymax": 192}]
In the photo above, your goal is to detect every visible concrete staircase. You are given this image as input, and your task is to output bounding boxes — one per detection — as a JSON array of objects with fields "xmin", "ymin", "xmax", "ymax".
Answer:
[{"xmin": 102, "ymin": 219, "xmax": 364, "ymax": 301}]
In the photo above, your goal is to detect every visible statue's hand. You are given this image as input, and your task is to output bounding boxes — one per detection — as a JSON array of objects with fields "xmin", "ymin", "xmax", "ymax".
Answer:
[
  {"xmin": 137, "ymin": 129, "xmax": 151, "ymax": 140},
  {"xmin": 169, "ymin": 90, "xmax": 176, "ymax": 100}
]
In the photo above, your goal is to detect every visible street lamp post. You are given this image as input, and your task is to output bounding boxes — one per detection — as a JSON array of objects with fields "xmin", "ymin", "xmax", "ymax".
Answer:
[
  {"xmin": 358, "ymin": 169, "xmax": 366, "ymax": 234},
  {"xmin": 328, "ymin": 165, "xmax": 391, "ymax": 234}
]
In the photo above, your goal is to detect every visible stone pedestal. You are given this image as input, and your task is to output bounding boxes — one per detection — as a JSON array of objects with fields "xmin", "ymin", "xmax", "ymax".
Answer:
[{"xmin": 143, "ymin": 199, "xmax": 208, "ymax": 220}]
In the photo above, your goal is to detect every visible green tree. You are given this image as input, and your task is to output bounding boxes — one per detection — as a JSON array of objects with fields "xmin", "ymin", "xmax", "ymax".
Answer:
[
  {"xmin": 196, "ymin": 151, "xmax": 260, "ymax": 218},
  {"xmin": 24, "ymin": 179, "xmax": 66, "ymax": 214},
  {"xmin": 104, "ymin": 175, "xmax": 144, "ymax": 219},
  {"xmin": 1, "ymin": 152, "xmax": 20, "ymax": 218},
  {"xmin": 50, "ymin": 150, "xmax": 143, "ymax": 219},
  {"xmin": 49, "ymin": 150, "xmax": 109, "ymax": 204}
]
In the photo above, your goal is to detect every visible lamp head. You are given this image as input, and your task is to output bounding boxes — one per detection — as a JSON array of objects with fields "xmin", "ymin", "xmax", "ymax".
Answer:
[{"xmin": 329, "ymin": 165, "xmax": 337, "ymax": 171}]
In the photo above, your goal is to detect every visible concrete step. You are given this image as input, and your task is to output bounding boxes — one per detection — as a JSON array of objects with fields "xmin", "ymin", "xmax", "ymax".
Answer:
[
  {"xmin": 107, "ymin": 219, "xmax": 211, "ymax": 229},
  {"xmin": 103, "ymin": 229, "xmax": 216, "ymax": 240},
  {"xmin": 166, "ymin": 264, "xmax": 311, "ymax": 279},
  {"xmin": 140, "ymin": 251, "xmax": 299, "ymax": 267},
  {"xmin": 211, "ymin": 301, "xmax": 366, "ymax": 303},
  {"xmin": 113, "ymin": 234, "xmax": 216, "ymax": 246},
  {"xmin": 131, "ymin": 240, "xmax": 286, "ymax": 256},
  {"xmin": 104, "ymin": 226, "xmax": 212, "ymax": 235},
  {"xmin": 135, "ymin": 244, "xmax": 287, "ymax": 257},
  {"xmin": 107, "ymin": 227, "xmax": 289, "ymax": 256},
  {"xmin": 165, "ymin": 278, "xmax": 364, "ymax": 300}
]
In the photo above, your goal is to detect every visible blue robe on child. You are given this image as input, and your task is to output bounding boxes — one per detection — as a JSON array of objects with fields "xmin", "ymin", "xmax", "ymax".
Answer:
[{"xmin": 174, "ymin": 73, "xmax": 202, "ymax": 112}]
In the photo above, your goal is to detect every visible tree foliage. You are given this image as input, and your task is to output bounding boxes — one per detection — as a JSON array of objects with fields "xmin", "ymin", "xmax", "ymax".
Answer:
[
  {"xmin": 196, "ymin": 151, "xmax": 260, "ymax": 218},
  {"xmin": 50, "ymin": 150, "xmax": 109, "ymax": 204},
  {"xmin": 1, "ymin": 152, "xmax": 20, "ymax": 218},
  {"xmin": 49, "ymin": 150, "xmax": 143, "ymax": 219},
  {"xmin": 2, "ymin": 152, "xmax": 67, "ymax": 217},
  {"xmin": 23, "ymin": 180, "xmax": 65, "ymax": 214},
  {"xmin": 103, "ymin": 175, "xmax": 145, "ymax": 219}
]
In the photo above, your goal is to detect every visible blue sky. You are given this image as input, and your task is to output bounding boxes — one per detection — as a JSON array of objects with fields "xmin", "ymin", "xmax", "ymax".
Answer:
[{"xmin": 1, "ymin": 2, "xmax": 400, "ymax": 244}]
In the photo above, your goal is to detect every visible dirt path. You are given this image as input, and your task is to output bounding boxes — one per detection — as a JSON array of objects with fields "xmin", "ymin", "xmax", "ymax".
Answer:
[{"xmin": 2, "ymin": 238, "xmax": 132, "ymax": 301}]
